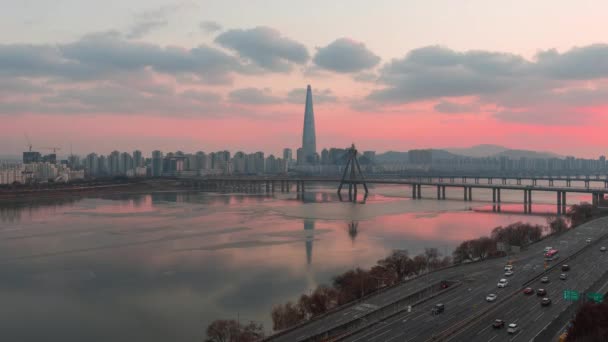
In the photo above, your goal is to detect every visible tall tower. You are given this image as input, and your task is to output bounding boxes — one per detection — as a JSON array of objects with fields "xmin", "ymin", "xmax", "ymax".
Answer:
[{"xmin": 301, "ymin": 85, "xmax": 317, "ymax": 164}]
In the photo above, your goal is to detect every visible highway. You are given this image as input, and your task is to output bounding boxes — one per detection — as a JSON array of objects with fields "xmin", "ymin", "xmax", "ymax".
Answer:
[
  {"xmin": 450, "ymin": 221, "xmax": 608, "ymax": 342},
  {"xmin": 338, "ymin": 217, "xmax": 608, "ymax": 342}
]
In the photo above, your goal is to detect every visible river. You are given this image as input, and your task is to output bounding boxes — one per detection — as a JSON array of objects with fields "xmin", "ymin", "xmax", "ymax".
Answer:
[{"xmin": 0, "ymin": 184, "xmax": 592, "ymax": 341}]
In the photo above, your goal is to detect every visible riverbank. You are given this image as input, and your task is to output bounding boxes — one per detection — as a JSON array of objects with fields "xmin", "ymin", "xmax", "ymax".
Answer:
[{"xmin": 0, "ymin": 179, "xmax": 189, "ymax": 203}]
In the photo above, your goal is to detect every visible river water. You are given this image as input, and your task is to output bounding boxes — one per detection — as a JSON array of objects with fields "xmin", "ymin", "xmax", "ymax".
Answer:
[{"xmin": 0, "ymin": 184, "xmax": 594, "ymax": 341}]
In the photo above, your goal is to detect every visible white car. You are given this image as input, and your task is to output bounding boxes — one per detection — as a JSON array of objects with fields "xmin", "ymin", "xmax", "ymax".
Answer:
[
  {"xmin": 586, "ymin": 238, "xmax": 592, "ymax": 243},
  {"xmin": 544, "ymin": 247, "xmax": 553, "ymax": 253},
  {"xmin": 497, "ymin": 279, "xmax": 508, "ymax": 288},
  {"xmin": 505, "ymin": 270, "xmax": 514, "ymax": 277},
  {"xmin": 601, "ymin": 246, "xmax": 607, "ymax": 252},
  {"xmin": 507, "ymin": 323, "xmax": 519, "ymax": 334},
  {"xmin": 504, "ymin": 264, "xmax": 513, "ymax": 271},
  {"xmin": 486, "ymin": 294, "xmax": 497, "ymax": 302}
]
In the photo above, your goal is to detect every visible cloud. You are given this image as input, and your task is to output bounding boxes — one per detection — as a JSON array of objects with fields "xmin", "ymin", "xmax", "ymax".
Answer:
[
  {"xmin": 535, "ymin": 44, "xmax": 608, "ymax": 80},
  {"xmin": 200, "ymin": 21, "xmax": 222, "ymax": 34},
  {"xmin": 228, "ymin": 87, "xmax": 282, "ymax": 105},
  {"xmin": 127, "ymin": 19, "xmax": 167, "ymax": 40},
  {"xmin": 0, "ymin": 31, "xmax": 245, "ymax": 84},
  {"xmin": 126, "ymin": 4, "xmax": 187, "ymax": 39},
  {"xmin": 433, "ymin": 100, "xmax": 480, "ymax": 113},
  {"xmin": 286, "ymin": 87, "xmax": 337, "ymax": 104},
  {"xmin": 367, "ymin": 45, "xmax": 528, "ymax": 103},
  {"xmin": 215, "ymin": 26, "xmax": 309, "ymax": 72},
  {"xmin": 313, "ymin": 38, "xmax": 380, "ymax": 73}
]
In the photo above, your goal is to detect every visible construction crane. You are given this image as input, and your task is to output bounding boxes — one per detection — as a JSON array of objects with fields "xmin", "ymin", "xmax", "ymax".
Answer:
[
  {"xmin": 24, "ymin": 133, "xmax": 32, "ymax": 152},
  {"xmin": 38, "ymin": 147, "xmax": 62, "ymax": 153}
]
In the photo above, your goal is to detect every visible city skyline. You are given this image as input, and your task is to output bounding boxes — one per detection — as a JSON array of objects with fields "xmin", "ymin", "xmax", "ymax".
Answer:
[{"xmin": 3, "ymin": 1, "xmax": 608, "ymax": 157}]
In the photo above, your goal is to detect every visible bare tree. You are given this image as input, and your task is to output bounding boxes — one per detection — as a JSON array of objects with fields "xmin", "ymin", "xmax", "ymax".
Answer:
[
  {"xmin": 205, "ymin": 319, "xmax": 264, "ymax": 342},
  {"xmin": 271, "ymin": 301, "xmax": 305, "ymax": 331},
  {"xmin": 547, "ymin": 216, "xmax": 569, "ymax": 234}
]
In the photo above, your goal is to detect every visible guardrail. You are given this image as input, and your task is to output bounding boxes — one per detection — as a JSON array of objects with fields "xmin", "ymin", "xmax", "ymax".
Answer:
[{"xmin": 428, "ymin": 225, "xmax": 608, "ymax": 341}]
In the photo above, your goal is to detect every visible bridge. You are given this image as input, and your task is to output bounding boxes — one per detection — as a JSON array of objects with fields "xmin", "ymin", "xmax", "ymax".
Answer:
[{"xmin": 178, "ymin": 175, "xmax": 608, "ymax": 213}]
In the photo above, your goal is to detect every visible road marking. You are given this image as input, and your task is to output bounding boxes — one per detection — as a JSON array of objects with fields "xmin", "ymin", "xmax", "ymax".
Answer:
[
  {"xmin": 476, "ymin": 325, "xmax": 491, "ymax": 335},
  {"xmin": 487, "ymin": 335, "xmax": 497, "ymax": 342},
  {"xmin": 509, "ymin": 329, "xmax": 523, "ymax": 341},
  {"xmin": 533, "ymin": 312, "xmax": 544, "ymax": 322}
]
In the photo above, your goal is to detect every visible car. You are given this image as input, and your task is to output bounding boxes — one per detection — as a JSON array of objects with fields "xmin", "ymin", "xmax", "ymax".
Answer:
[
  {"xmin": 486, "ymin": 294, "xmax": 498, "ymax": 302},
  {"xmin": 601, "ymin": 246, "xmax": 607, "ymax": 252},
  {"xmin": 544, "ymin": 246, "xmax": 553, "ymax": 253},
  {"xmin": 493, "ymin": 319, "xmax": 505, "ymax": 328},
  {"xmin": 562, "ymin": 264, "xmax": 570, "ymax": 271},
  {"xmin": 507, "ymin": 323, "xmax": 519, "ymax": 334},
  {"xmin": 505, "ymin": 270, "xmax": 514, "ymax": 277},
  {"xmin": 537, "ymin": 288, "xmax": 547, "ymax": 296},
  {"xmin": 541, "ymin": 297, "xmax": 552, "ymax": 306},
  {"xmin": 497, "ymin": 279, "xmax": 508, "ymax": 288},
  {"xmin": 431, "ymin": 303, "xmax": 444, "ymax": 314},
  {"xmin": 586, "ymin": 238, "xmax": 592, "ymax": 243},
  {"xmin": 504, "ymin": 264, "xmax": 514, "ymax": 271},
  {"xmin": 541, "ymin": 276, "xmax": 550, "ymax": 283},
  {"xmin": 523, "ymin": 287, "xmax": 534, "ymax": 295},
  {"xmin": 560, "ymin": 273, "xmax": 567, "ymax": 280}
]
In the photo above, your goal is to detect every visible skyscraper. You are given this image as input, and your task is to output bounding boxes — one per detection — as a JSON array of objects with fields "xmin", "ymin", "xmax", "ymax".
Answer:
[{"xmin": 301, "ymin": 85, "xmax": 317, "ymax": 164}]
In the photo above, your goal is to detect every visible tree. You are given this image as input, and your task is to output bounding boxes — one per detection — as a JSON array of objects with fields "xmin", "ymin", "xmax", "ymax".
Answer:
[
  {"xmin": 205, "ymin": 319, "xmax": 264, "ymax": 342},
  {"xmin": 547, "ymin": 216, "xmax": 569, "ymax": 234},
  {"xmin": 453, "ymin": 240, "xmax": 472, "ymax": 264},
  {"xmin": 377, "ymin": 249, "xmax": 413, "ymax": 281},
  {"xmin": 271, "ymin": 301, "xmax": 305, "ymax": 331},
  {"xmin": 412, "ymin": 254, "xmax": 427, "ymax": 275},
  {"xmin": 424, "ymin": 247, "xmax": 440, "ymax": 269},
  {"xmin": 567, "ymin": 203, "xmax": 595, "ymax": 227},
  {"xmin": 566, "ymin": 302, "xmax": 608, "ymax": 341},
  {"xmin": 298, "ymin": 285, "xmax": 336, "ymax": 318}
]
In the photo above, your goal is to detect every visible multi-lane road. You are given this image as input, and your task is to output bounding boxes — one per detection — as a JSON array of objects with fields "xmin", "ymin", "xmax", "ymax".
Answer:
[{"xmin": 339, "ymin": 217, "xmax": 608, "ymax": 342}]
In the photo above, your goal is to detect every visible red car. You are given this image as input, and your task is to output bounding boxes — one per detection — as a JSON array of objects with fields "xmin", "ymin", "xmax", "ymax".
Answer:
[
  {"xmin": 523, "ymin": 287, "xmax": 534, "ymax": 295},
  {"xmin": 493, "ymin": 319, "xmax": 506, "ymax": 328}
]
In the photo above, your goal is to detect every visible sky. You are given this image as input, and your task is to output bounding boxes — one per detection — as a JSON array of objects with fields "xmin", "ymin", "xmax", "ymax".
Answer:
[{"xmin": 2, "ymin": 0, "xmax": 608, "ymax": 158}]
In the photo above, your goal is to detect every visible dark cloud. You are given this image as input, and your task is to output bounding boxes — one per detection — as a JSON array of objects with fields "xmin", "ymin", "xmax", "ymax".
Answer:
[
  {"xmin": 286, "ymin": 87, "xmax": 337, "ymax": 104},
  {"xmin": 0, "ymin": 32, "xmax": 244, "ymax": 84},
  {"xmin": 199, "ymin": 21, "xmax": 222, "ymax": 34},
  {"xmin": 433, "ymin": 100, "xmax": 480, "ymax": 113},
  {"xmin": 536, "ymin": 44, "xmax": 608, "ymax": 80},
  {"xmin": 368, "ymin": 45, "xmax": 528, "ymax": 103},
  {"xmin": 215, "ymin": 26, "xmax": 309, "ymax": 72},
  {"xmin": 313, "ymin": 38, "xmax": 380, "ymax": 73},
  {"xmin": 228, "ymin": 87, "xmax": 282, "ymax": 105}
]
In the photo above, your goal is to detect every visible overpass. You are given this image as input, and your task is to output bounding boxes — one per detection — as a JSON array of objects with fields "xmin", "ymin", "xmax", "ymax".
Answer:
[{"xmin": 177, "ymin": 175, "xmax": 608, "ymax": 213}]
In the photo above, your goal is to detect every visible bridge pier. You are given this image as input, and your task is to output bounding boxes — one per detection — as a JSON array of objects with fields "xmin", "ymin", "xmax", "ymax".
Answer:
[
  {"xmin": 502, "ymin": 178, "xmax": 506, "ymax": 185},
  {"xmin": 464, "ymin": 187, "xmax": 468, "ymax": 201},
  {"xmin": 475, "ymin": 177, "xmax": 479, "ymax": 184},
  {"xmin": 566, "ymin": 179, "xmax": 571, "ymax": 187},
  {"xmin": 301, "ymin": 181, "xmax": 305, "ymax": 193},
  {"xmin": 468, "ymin": 187, "xmax": 472, "ymax": 201},
  {"xmin": 549, "ymin": 179, "xmax": 554, "ymax": 187},
  {"xmin": 488, "ymin": 178, "xmax": 493, "ymax": 185},
  {"xmin": 417, "ymin": 184, "xmax": 422, "ymax": 199},
  {"xmin": 286, "ymin": 181, "xmax": 290, "ymax": 192},
  {"xmin": 442, "ymin": 186, "xmax": 446, "ymax": 199},
  {"xmin": 296, "ymin": 181, "xmax": 300, "ymax": 192},
  {"xmin": 412, "ymin": 184, "xmax": 417, "ymax": 199},
  {"xmin": 517, "ymin": 178, "xmax": 521, "ymax": 185},
  {"xmin": 450, "ymin": 177, "xmax": 454, "ymax": 184},
  {"xmin": 492, "ymin": 188, "xmax": 496, "ymax": 203},
  {"xmin": 585, "ymin": 180, "xmax": 590, "ymax": 189},
  {"xmin": 437, "ymin": 185, "xmax": 441, "ymax": 200}
]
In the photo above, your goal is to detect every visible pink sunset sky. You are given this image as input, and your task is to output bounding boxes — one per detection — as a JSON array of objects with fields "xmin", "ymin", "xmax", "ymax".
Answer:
[{"xmin": 2, "ymin": 0, "xmax": 608, "ymax": 158}]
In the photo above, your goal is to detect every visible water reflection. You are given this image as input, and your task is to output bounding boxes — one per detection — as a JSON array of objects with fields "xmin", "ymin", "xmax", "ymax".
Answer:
[
  {"xmin": 304, "ymin": 219, "xmax": 314, "ymax": 265},
  {"xmin": 348, "ymin": 221, "xmax": 359, "ymax": 243},
  {"xmin": 0, "ymin": 186, "xmax": 574, "ymax": 341}
]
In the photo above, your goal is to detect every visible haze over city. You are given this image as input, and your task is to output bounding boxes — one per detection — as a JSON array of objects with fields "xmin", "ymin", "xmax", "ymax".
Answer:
[{"xmin": 2, "ymin": 0, "xmax": 608, "ymax": 157}]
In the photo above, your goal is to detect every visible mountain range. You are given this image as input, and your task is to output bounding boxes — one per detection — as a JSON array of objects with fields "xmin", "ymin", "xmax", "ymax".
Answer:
[{"xmin": 376, "ymin": 145, "xmax": 563, "ymax": 163}]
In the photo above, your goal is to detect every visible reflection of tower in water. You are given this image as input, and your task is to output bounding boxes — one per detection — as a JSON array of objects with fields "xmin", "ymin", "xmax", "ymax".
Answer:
[
  {"xmin": 348, "ymin": 221, "xmax": 359, "ymax": 244},
  {"xmin": 304, "ymin": 219, "xmax": 315, "ymax": 265}
]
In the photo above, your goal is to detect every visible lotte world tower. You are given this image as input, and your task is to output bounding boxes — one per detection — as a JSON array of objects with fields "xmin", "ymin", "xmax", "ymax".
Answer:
[{"xmin": 301, "ymin": 85, "xmax": 317, "ymax": 164}]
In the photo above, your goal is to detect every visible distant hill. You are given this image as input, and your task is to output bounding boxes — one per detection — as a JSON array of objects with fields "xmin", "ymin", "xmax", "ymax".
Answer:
[
  {"xmin": 497, "ymin": 149, "xmax": 562, "ymax": 159},
  {"xmin": 445, "ymin": 144, "xmax": 562, "ymax": 159},
  {"xmin": 445, "ymin": 144, "xmax": 508, "ymax": 158},
  {"xmin": 375, "ymin": 149, "xmax": 461, "ymax": 163}
]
